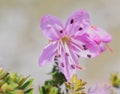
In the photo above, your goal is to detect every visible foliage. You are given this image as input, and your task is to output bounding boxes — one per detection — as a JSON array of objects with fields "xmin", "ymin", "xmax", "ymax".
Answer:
[
  {"xmin": 65, "ymin": 75, "xmax": 86, "ymax": 94},
  {"xmin": 0, "ymin": 68, "xmax": 33, "ymax": 94},
  {"xmin": 110, "ymin": 72, "xmax": 120, "ymax": 88},
  {"xmin": 39, "ymin": 61, "xmax": 87, "ymax": 94},
  {"xmin": 39, "ymin": 62, "xmax": 66, "ymax": 94}
]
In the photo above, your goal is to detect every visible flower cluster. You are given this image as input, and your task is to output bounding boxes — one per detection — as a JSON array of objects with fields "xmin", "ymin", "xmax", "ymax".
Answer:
[{"xmin": 39, "ymin": 9, "xmax": 112, "ymax": 80}]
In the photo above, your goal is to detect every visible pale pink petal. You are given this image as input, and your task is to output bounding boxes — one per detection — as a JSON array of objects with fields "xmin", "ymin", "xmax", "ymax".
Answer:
[
  {"xmin": 87, "ymin": 26, "xmax": 112, "ymax": 44},
  {"xmin": 59, "ymin": 56, "xmax": 76, "ymax": 80},
  {"xmin": 57, "ymin": 43, "xmax": 76, "ymax": 80},
  {"xmin": 63, "ymin": 42, "xmax": 79, "ymax": 65},
  {"xmin": 65, "ymin": 10, "xmax": 90, "ymax": 36},
  {"xmin": 71, "ymin": 35, "xmax": 100, "ymax": 58},
  {"xmin": 39, "ymin": 42, "xmax": 58, "ymax": 66},
  {"xmin": 99, "ymin": 43, "xmax": 106, "ymax": 52},
  {"xmin": 57, "ymin": 46, "xmax": 70, "ymax": 80},
  {"xmin": 40, "ymin": 15, "xmax": 63, "ymax": 40}
]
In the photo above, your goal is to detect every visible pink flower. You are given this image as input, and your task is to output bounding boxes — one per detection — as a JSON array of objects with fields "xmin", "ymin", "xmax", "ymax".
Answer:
[
  {"xmin": 85, "ymin": 26, "xmax": 112, "ymax": 52},
  {"xmin": 88, "ymin": 84, "xmax": 111, "ymax": 94},
  {"xmin": 39, "ymin": 10, "xmax": 112, "ymax": 80}
]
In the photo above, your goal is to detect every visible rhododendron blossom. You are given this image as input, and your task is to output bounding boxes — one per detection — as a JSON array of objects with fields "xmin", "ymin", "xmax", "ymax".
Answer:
[{"xmin": 39, "ymin": 10, "xmax": 112, "ymax": 80}]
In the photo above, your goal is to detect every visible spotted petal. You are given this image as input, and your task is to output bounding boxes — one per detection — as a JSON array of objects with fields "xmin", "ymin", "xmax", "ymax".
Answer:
[
  {"xmin": 65, "ymin": 10, "xmax": 90, "ymax": 36},
  {"xmin": 70, "ymin": 35, "xmax": 100, "ymax": 58},
  {"xmin": 39, "ymin": 42, "xmax": 58, "ymax": 66},
  {"xmin": 57, "ymin": 43, "xmax": 76, "ymax": 80},
  {"xmin": 40, "ymin": 15, "xmax": 63, "ymax": 40}
]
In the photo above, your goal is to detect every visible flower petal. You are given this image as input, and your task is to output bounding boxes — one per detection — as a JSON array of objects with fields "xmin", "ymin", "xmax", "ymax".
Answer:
[
  {"xmin": 39, "ymin": 42, "xmax": 58, "ymax": 66},
  {"xmin": 69, "ymin": 48, "xmax": 79, "ymax": 65},
  {"xmin": 40, "ymin": 15, "xmax": 63, "ymax": 40},
  {"xmin": 57, "ymin": 46, "xmax": 70, "ymax": 80},
  {"xmin": 87, "ymin": 26, "xmax": 112, "ymax": 44},
  {"xmin": 71, "ymin": 35, "xmax": 100, "ymax": 58},
  {"xmin": 57, "ymin": 43, "xmax": 76, "ymax": 80},
  {"xmin": 65, "ymin": 10, "xmax": 90, "ymax": 36},
  {"xmin": 88, "ymin": 84, "xmax": 111, "ymax": 94}
]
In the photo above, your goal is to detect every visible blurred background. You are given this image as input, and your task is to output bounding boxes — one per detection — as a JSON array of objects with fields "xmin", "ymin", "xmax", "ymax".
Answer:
[{"xmin": 0, "ymin": 0, "xmax": 120, "ymax": 93}]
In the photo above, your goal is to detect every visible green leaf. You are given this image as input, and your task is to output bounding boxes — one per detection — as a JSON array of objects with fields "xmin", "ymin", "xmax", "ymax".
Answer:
[
  {"xmin": 1, "ymin": 83, "xmax": 13, "ymax": 92},
  {"xmin": 25, "ymin": 88, "xmax": 33, "ymax": 94},
  {"xmin": 18, "ymin": 75, "xmax": 30, "ymax": 88},
  {"xmin": 19, "ymin": 79, "xmax": 33, "ymax": 90},
  {"xmin": 38, "ymin": 86, "xmax": 44, "ymax": 94},
  {"xmin": 0, "ymin": 69, "xmax": 34, "ymax": 94},
  {"xmin": 110, "ymin": 72, "xmax": 120, "ymax": 88},
  {"xmin": 6, "ymin": 90, "xmax": 24, "ymax": 94}
]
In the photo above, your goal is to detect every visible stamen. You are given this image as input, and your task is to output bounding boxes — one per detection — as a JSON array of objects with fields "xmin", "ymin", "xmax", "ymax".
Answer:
[
  {"xmin": 56, "ymin": 50, "xmax": 60, "ymax": 58},
  {"xmin": 105, "ymin": 44, "xmax": 113, "ymax": 53},
  {"xmin": 75, "ymin": 65, "xmax": 84, "ymax": 70},
  {"xmin": 64, "ymin": 43, "xmax": 74, "ymax": 63},
  {"xmin": 91, "ymin": 25, "xmax": 97, "ymax": 30},
  {"xmin": 61, "ymin": 36, "xmax": 71, "ymax": 44}
]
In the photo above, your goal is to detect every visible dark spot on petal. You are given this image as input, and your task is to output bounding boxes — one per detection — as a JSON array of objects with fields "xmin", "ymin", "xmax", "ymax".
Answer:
[
  {"xmin": 82, "ymin": 45, "xmax": 85, "ymax": 47},
  {"xmin": 79, "ymin": 27, "xmax": 83, "ymax": 31},
  {"xmin": 57, "ymin": 54, "xmax": 61, "ymax": 57},
  {"xmin": 77, "ymin": 54, "xmax": 80, "ymax": 58},
  {"xmin": 71, "ymin": 65, "xmax": 75, "ymax": 69},
  {"xmin": 54, "ymin": 56, "xmax": 57, "ymax": 58},
  {"xmin": 66, "ymin": 52, "xmax": 69, "ymax": 56},
  {"xmin": 82, "ymin": 45, "xmax": 88, "ymax": 50},
  {"xmin": 87, "ymin": 54, "xmax": 91, "ymax": 58},
  {"xmin": 61, "ymin": 63, "xmax": 64, "ymax": 67},
  {"xmin": 60, "ymin": 30, "xmax": 63, "ymax": 33},
  {"xmin": 54, "ymin": 56, "xmax": 58, "ymax": 61},
  {"xmin": 70, "ymin": 19, "xmax": 74, "ymax": 24}
]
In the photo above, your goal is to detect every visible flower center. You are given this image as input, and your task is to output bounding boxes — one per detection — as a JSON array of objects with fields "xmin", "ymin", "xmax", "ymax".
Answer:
[{"xmin": 61, "ymin": 36, "xmax": 71, "ymax": 44}]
